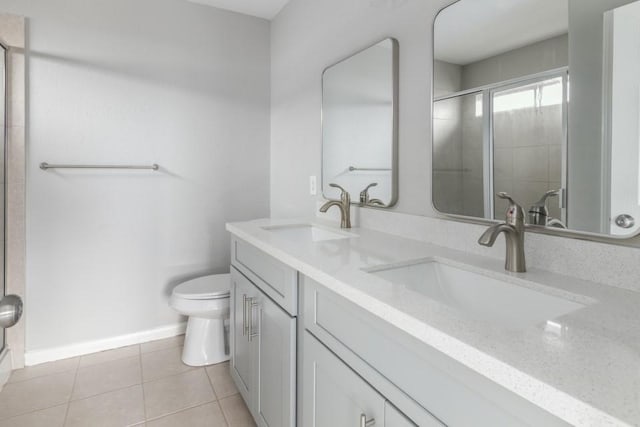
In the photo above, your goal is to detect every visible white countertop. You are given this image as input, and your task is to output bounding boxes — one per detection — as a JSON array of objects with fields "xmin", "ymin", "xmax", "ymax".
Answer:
[{"xmin": 226, "ymin": 218, "xmax": 640, "ymax": 427}]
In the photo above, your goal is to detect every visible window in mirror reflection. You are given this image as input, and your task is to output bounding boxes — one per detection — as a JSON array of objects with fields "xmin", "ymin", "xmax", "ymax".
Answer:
[
  {"xmin": 433, "ymin": 72, "xmax": 568, "ymax": 226},
  {"xmin": 492, "ymin": 75, "xmax": 566, "ymax": 225}
]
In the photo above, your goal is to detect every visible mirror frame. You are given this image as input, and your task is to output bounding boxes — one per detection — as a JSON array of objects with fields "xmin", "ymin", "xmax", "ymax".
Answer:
[
  {"xmin": 430, "ymin": 1, "xmax": 639, "ymax": 244},
  {"xmin": 321, "ymin": 37, "xmax": 400, "ymax": 208}
]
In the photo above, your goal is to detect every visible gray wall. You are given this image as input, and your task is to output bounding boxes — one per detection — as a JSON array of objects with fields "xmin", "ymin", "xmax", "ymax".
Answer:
[
  {"xmin": 461, "ymin": 34, "xmax": 568, "ymax": 90},
  {"xmin": 0, "ymin": 0, "xmax": 271, "ymax": 353},
  {"xmin": 270, "ymin": 0, "xmax": 451, "ymax": 217}
]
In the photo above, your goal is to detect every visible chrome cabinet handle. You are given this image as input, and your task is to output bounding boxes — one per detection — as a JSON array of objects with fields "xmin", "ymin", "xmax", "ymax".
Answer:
[
  {"xmin": 360, "ymin": 414, "xmax": 375, "ymax": 427},
  {"xmin": 248, "ymin": 300, "xmax": 259, "ymax": 342},
  {"xmin": 242, "ymin": 294, "xmax": 248, "ymax": 336}
]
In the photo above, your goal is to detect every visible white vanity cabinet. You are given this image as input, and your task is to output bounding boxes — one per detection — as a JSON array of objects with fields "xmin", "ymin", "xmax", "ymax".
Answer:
[
  {"xmin": 230, "ymin": 236, "xmax": 297, "ymax": 427},
  {"xmin": 303, "ymin": 330, "xmax": 421, "ymax": 427},
  {"xmin": 228, "ymin": 232, "xmax": 571, "ymax": 427}
]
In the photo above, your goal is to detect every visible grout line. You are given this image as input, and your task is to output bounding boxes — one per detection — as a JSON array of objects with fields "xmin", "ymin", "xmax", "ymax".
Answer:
[
  {"xmin": 205, "ymin": 363, "xmax": 236, "ymax": 426},
  {"xmin": 145, "ymin": 397, "xmax": 217, "ymax": 423},
  {"xmin": 139, "ymin": 344, "xmax": 148, "ymax": 422},
  {"xmin": 144, "ymin": 400, "xmax": 220, "ymax": 424},
  {"xmin": 62, "ymin": 358, "xmax": 81, "ymax": 426},
  {"xmin": 204, "ymin": 364, "xmax": 219, "ymax": 401},
  {"xmin": 5, "ymin": 357, "xmax": 81, "ymax": 385},
  {"xmin": 139, "ymin": 336, "xmax": 185, "ymax": 356}
]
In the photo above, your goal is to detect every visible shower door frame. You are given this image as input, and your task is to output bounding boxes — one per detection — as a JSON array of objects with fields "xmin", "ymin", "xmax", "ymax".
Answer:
[{"xmin": 0, "ymin": 39, "xmax": 9, "ymax": 387}]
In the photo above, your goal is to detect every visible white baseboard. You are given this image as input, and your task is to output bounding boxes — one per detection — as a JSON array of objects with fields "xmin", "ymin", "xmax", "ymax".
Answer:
[
  {"xmin": 25, "ymin": 322, "xmax": 187, "ymax": 366},
  {"xmin": 0, "ymin": 349, "xmax": 12, "ymax": 391}
]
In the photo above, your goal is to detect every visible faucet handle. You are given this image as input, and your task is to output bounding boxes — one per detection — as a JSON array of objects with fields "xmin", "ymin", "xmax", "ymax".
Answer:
[
  {"xmin": 359, "ymin": 183, "xmax": 378, "ymax": 204},
  {"xmin": 497, "ymin": 192, "xmax": 525, "ymax": 225},
  {"xmin": 329, "ymin": 183, "xmax": 351, "ymax": 204},
  {"xmin": 329, "ymin": 183, "xmax": 347, "ymax": 194}
]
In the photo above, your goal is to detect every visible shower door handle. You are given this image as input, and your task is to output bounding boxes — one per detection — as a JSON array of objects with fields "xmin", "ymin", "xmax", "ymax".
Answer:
[
  {"xmin": 0, "ymin": 295, "xmax": 23, "ymax": 329},
  {"xmin": 615, "ymin": 214, "xmax": 635, "ymax": 229}
]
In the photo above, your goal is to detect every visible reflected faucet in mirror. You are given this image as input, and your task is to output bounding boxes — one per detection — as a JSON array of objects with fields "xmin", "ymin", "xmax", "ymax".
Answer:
[
  {"xmin": 360, "ymin": 183, "xmax": 385, "ymax": 207},
  {"xmin": 478, "ymin": 193, "xmax": 526, "ymax": 273},
  {"xmin": 320, "ymin": 183, "xmax": 352, "ymax": 229},
  {"xmin": 528, "ymin": 190, "xmax": 567, "ymax": 229}
]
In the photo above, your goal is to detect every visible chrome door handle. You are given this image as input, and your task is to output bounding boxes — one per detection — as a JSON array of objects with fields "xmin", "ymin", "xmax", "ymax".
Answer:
[
  {"xmin": 0, "ymin": 295, "xmax": 23, "ymax": 328},
  {"xmin": 615, "ymin": 214, "xmax": 635, "ymax": 229},
  {"xmin": 242, "ymin": 294, "xmax": 248, "ymax": 336},
  {"xmin": 360, "ymin": 414, "xmax": 375, "ymax": 427},
  {"xmin": 248, "ymin": 300, "xmax": 259, "ymax": 342}
]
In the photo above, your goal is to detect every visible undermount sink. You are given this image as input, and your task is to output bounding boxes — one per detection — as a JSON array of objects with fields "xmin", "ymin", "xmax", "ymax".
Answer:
[
  {"xmin": 366, "ymin": 258, "xmax": 585, "ymax": 329},
  {"xmin": 261, "ymin": 224, "xmax": 353, "ymax": 242}
]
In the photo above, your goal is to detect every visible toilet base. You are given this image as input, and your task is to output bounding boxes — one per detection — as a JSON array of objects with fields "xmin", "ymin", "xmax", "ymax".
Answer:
[{"xmin": 182, "ymin": 316, "xmax": 230, "ymax": 367}]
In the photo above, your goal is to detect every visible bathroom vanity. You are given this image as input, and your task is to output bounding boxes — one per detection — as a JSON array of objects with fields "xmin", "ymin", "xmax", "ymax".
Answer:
[{"xmin": 227, "ymin": 219, "xmax": 640, "ymax": 427}]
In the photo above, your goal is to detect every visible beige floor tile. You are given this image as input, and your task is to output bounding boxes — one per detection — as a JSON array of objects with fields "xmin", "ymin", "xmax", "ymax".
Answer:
[
  {"xmin": 147, "ymin": 402, "xmax": 227, "ymax": 427},
  {"xmin": 140, "ymin": 335, "xmax": 185, "ymax": 354},
  {"xmin": 72, "ymin": 356, "xmax": 141, "ymax": 400},
  {"xmin": 0, "ymin": 371, "xmax": 75, "ymax": 419},
  {"xmin": 0, "ymin": 404, "xmax": 67, "ymax": 427},
  {"xmin": 79, "ymin": 344, "xmax": 140, "ymax": 368},
  {"xmin": 9, "ymin": 357, "xmax": 79, "ymax": 383},
  {"xmin": 143, "ymin": 369, "xmax": 215, "ymax": 419},
  {"xmin": 141, "ymin": 346, "xmax": 194, "ymax": 382},
  {"xmin": 65, "ymin": 385, "xmax": 145, "ymax": 427},
  {"xmin": 219, "ymin": 395, "xmax": 255, "ymax": 427},
  {"xmin": 206, "ymin": 362, "xmax": 238, "ymax": 399}
]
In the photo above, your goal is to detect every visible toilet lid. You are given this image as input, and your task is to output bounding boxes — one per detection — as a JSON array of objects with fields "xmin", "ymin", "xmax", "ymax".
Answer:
[{"xmin": 172, "ymin": 274, "xmax": 231, "ymax": 300}]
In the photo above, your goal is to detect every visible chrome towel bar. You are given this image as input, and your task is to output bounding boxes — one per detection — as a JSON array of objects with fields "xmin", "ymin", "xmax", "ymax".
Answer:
[
  {"xmin": 348, "ymin": 166, "xmax": 391, "ymax": 172},
  {"xmin": 40, "ymin": 162, "xmax": 159, "ymax": 171}
]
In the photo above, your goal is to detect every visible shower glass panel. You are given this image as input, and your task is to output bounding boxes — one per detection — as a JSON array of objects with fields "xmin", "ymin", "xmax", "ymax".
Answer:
[
  {"xmin": 433, "ymin": 92, "xmax": 485, "ymax": 217},
  {"xmin": 0, "ymin": 44, "xmax": 6, "ymax": 353},
  {"xmin": 492, "ymin": 76, "xmax": 566, "ymax": 222}
]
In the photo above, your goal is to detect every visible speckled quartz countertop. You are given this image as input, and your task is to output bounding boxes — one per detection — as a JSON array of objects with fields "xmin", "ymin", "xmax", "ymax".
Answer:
[{"xmin": 226, "ymin": 218, "xmax": 640, "ymax": 427}]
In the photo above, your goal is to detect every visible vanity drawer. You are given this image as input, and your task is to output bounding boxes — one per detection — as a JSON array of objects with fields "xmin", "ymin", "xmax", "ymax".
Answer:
[
  {"xmin": 302, "ymin": 276, "xmax": 570, "ymax": 427},
  {"xmin": 231, "ymin": 236, "xmax": 298, "ymax": 315}
]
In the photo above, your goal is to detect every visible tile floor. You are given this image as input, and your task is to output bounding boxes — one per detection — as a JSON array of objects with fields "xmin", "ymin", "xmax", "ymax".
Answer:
[{"xmin": 0, "ymin": 336, "xmax": 255, "ymax": 427}]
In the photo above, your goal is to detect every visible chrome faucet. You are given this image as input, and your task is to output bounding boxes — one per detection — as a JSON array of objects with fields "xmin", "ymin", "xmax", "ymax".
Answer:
[
  {"xmin": 528, "ymin": 189, "xmax": 560, "ymax": 226},
  {"xmin": 478, "ymin": 192, "xmax": 526, "ymax": 273},
  {"xmin": 359, "ymin": 183, "xmax": 385, "ymax": 207},
  {"xmin": 320, "ymin": 183, "xmax": 352, "ymax": 228}
]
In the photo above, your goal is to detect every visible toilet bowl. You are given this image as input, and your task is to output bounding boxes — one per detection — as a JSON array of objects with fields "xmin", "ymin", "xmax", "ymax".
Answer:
[{"xmin": 169, "ymin": 274, "xmax": 231, "ymax": 366}]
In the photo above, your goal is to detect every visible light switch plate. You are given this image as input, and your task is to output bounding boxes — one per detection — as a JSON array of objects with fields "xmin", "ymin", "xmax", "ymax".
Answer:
[{"xmin": 309, "ymin": 176, "xmax": 317, "ymax": 195}]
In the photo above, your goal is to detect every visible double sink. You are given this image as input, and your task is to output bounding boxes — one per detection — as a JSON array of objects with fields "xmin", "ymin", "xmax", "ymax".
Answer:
[{"xmin": 262, "ymin": 223, "xmax": 586, "ymax": 329}]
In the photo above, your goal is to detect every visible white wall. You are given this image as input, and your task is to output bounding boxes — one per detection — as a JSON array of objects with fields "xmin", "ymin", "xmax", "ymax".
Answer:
[
  {"xmin": 0, "ymin": 0, "xmax": 271, "ymax": 354},
  {"xmin": 271, "ymin": 0, "xmax": 451, "ymax": 217}
]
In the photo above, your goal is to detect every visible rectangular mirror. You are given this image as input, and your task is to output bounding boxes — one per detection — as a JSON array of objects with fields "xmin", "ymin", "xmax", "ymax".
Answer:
[
  {"xmin": 433, "ymin": 0, "xmax": 640, "ymax": 238},
  {"xmin": 323, "ymin": 38, "xmax": 399, "ymax": 208}
]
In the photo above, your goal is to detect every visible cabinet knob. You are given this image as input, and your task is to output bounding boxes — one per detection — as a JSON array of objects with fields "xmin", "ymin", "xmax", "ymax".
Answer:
[{"xmin": 360, "ymin": 414, "xmax": 375, "ymax": 427}]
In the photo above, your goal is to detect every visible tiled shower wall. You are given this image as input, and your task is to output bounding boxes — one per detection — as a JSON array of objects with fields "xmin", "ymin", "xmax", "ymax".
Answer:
[{"xmin": 493, "ymin": 103, "xmax": 563, "ymax": 219}]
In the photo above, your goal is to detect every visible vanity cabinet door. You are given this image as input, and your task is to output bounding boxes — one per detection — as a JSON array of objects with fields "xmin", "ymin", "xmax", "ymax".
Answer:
[
  {"xmin": 230, "ymin": 267, "xmax": 258, "ymax": 411},
  {"xmin": 254, "ymin": 290, "xmax": 296, "ymax": 427},
  {"xmin": 303, "ymin": 331, "xmax": 386, "ymax": 427},
  {"xmin": 385, "ymin": 402, "xmax": 418, "ymax": 427}
]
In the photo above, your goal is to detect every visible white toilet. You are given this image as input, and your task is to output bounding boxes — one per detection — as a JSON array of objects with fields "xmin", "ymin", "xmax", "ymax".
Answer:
[{"xmin": 169, "ymin": 274, "xmax": 231, "ymax": 366}]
